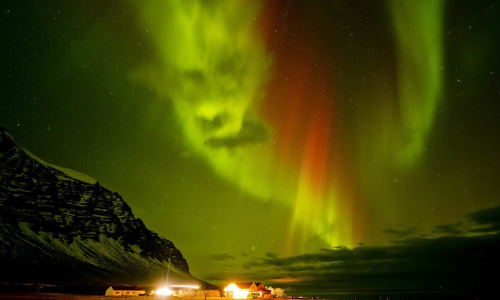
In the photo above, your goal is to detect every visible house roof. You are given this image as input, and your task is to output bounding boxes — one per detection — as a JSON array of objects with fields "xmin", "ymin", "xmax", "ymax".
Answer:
[
  {"xmin": 110, "ymin": 286, "xmax": 145, "ymax": 291},
  {"xmin": 234, "ymin": 282, "xmax": 255, "ymax": 289}
]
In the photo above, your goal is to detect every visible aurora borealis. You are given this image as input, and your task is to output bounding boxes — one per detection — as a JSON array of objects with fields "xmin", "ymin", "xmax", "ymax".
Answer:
[{"xmin": 2, "ymin": 0, "xmax": 500, "ymax": 292}]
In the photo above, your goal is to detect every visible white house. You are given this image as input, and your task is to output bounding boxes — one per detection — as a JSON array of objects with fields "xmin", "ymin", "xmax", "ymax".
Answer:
[
  {"xmin": 105, "ymin": 286, "xmax": 146, "ymax": 297},
  {"xmin": 224, "ymin": 282, "xmax": 258, "ymax": 298}
]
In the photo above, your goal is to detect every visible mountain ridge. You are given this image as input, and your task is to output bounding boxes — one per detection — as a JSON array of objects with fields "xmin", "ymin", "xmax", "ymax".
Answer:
[{"xmin": 0, "ymin": 127, "xmax": 210, "ymax": 288}]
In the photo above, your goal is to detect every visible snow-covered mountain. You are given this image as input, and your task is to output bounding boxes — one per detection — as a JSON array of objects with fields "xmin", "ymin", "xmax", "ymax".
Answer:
[{"xmin": 0, "ymin": 127, "xmax": 205, "ymax": 287}]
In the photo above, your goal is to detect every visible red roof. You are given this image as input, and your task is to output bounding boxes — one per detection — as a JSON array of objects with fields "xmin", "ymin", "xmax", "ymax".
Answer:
[{"xmin": 110, "ymin": 286, "xmax": 145, "ymax": 291}]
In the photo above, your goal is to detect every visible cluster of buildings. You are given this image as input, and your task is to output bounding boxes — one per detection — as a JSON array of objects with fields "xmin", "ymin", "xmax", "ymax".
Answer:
[
  {"xmin": 224, "ymin": 282, "xmax": 285, "ymax": 299},
  {"xmin": 105, "ymin": 285, "xmax": 201, "ymax": 297},
  {"xmin": 105, "ymin": 282, "xmax": 285, "ymax": 298}
]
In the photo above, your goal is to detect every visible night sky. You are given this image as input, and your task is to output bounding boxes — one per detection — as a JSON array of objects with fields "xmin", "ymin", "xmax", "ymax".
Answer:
[{"xmin": 1, "ymin": 0, "xmax": 500, "ymax": 291}]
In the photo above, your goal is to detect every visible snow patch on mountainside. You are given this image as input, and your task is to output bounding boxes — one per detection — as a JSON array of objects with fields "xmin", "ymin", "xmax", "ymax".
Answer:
[
  {"xmin": 23, "ymin": 149, "xmax": 97, "ymax": 185},
  {"xmin": 18, "ymin": 221, "xmax": 141, "ymax": 267},
  {"xmin": 0, "ymin": 128, "xmax": 97, "ymax": 185},
  {"xmin": 15, "ymin": 222, "xmax": 186, "ymax": 276}
]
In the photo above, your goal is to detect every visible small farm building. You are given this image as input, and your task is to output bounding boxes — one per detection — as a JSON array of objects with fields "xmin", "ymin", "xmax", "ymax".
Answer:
[
  {"xmin": 224, "ymin": 282, "xmax": 258, "ymax": 298},
  {"xmin": 254, "ymin": 283, "xmax": 268, "ymax": 296},
  {"xmin": 105, "ymin": 286, "xmax": 145, "ymax": 296}
]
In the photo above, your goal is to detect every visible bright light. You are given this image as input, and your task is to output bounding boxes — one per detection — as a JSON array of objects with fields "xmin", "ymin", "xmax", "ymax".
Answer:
[
  {"xmin": 156, "ymin": 288, "xmax": 172, "ymax": 296},
  {"xmin": 234, "ymin": 290, "xmax": 249, "ymax": 299},
  {"xmin": 224, "ymin": 284, "xmax": 249, "ymax": 299},
  {"xmin": 170, "ymin": 285, "xmax": 199, "ymax": 289},
  {"xmin": 224, "ymin": 284, "xmax": 238, "ymax": 292}
]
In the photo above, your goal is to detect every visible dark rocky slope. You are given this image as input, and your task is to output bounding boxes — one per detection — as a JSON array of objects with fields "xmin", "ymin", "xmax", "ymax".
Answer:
[{"xmin": 0, "ymin": 127, "xmax": 207, "ymax": 287}]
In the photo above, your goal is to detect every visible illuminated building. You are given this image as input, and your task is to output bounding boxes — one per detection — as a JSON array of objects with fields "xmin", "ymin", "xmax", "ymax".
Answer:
[
  {"xmin": 224, "ymin": 282, "xmax": 275, "ymax": 299},
  {"xmin": 224, "ymin": 282, "xmax": 258, "ymax": 299},
  {"xmin": 104, "ymin": 286, "xmax": 145, "ymax": 297}
]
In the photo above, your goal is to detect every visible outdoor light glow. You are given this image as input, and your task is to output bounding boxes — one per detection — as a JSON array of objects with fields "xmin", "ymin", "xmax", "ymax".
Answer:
[
  {"xmin": 224, "ymin": 284, "xmax": 237, "ymax": 291},
  {"xmin": 224, "ymin": 283, "xmax": 250, "ymax": 299},
  {"xmin": 156, "ymin": 288, "xmax": 172, "ymax": 296},
  {"xmin": 233, "ymin": 290, "xmax": 249, "ymax": 299},
  {"xmin": 170, "ymin": 285, "xmax": 199, "ymax": 289}
]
